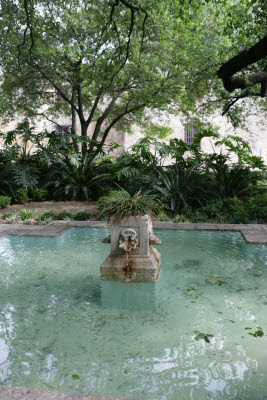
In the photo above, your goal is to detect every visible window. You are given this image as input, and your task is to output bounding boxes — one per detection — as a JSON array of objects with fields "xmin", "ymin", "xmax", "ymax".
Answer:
[
  {"xmin": 184, "ymin": 126, "xmax": 199, "ymax": 145},
  {"xmin": 56, "ymin": 125, "xmax": 70, "ymax": 143}
]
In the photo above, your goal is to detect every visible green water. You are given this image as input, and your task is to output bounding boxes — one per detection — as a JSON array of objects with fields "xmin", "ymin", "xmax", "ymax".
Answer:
[{"xmin": 0, "ymin": 228, "xmax": 267, "ymax": 400}]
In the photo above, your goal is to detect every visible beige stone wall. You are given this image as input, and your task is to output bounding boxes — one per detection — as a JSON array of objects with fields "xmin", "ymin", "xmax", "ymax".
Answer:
[
  {"xmin": 1, "ymin": 110, "xmax": 266, "ymax": 162},
  {"xmin": 125, "ymin": 112, "xmax": 267, "ymax": 164}
]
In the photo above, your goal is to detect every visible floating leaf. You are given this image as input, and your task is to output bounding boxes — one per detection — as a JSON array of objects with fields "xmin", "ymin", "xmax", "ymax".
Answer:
[
  {"xmin": 216, "ymin": 280, "xmax": 227, "ymax": 286},
  {"xmin": 194, "ymin": 331, "xmax": 214, "ymax": 343},
  {"xmin": 229, "ymin": 320, "xmax": 235, "ymax": 323},
  {"xmin": 191, "ymin": 301, "xmax": 196, "ymax": 303},
  {"xmin": 248, "ymin": 327, "xmax": 264, "ymax": 337},
  {"xmin": 245, "ymin": 327, "xmax": 252, "ymax": 330},
  {"xmin": 186, "ymin": 286, "xmax": 196, "ymax": 292},
  {"xmin": 217, "ymin": 312, "xmax": 223, "ymax": 314}
]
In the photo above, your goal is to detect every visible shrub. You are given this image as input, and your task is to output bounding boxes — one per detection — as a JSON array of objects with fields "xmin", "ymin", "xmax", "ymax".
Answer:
[
  {"xmin": 140, "ymin": 164, "xmax": 216, "ymax": 213},
  {"xmin": 14, "ymin": 188, "xmax": 28, "ymax": 204},
  {"xmin": 98, "ymin": 189, "xmax": 162, "ymax": 223},
  {"xmin": 211, "ymin": 164, "xmax": 261, "ymax": 199},
  {"xmin": 72, "ymin": 210, "xmax": 91, "ymax": 221},
  {"xmin": 39, "ymin": 210, "xmax": 55, "ymax": 221},
  {"xmin": 44, "ymin": 155, "xmax": 110, "ymax": 201},
  {"xmin": 174, "ymin": 214, "xmax": 187, "ymax": 223},
  {"xmin": 0, "ymin": 195, "xmax": 11, "ymax": 209},
  {"xmin": 1, "ymin": 211, "xmax": 13, "ymax": 220},
  {"xmin": 53, "ymin": 211, "xmax": 73, "ymax": 220},
  {"xmin": 200, "ymin": 199, "xmax": 224, "ymax": 220},
  {"xmin": 246, "ymin": 193, "xmax": 267, "ymax": 223},
  {"xmin": 31, "ymin": 188, "xmax": 48, "ymax": 202},
  {"xmin": 98, "ymin": 190, "xmax": 129, "ymax": 216},
  {"xmin": 97, "ymin": 186, "xmax": 113, "ymax": 199},
  {"xmin": 6, "ymin": 215, "xmax": 18, "ymax": 224},
  {"xmin": 223, "ymin": 197, "xmax": 248, "ymax": 224},
  {"xmin": 20, "ymin": 209, "xmax": 34, "ymax": 220},
  {"xmin": 23, "ymin": 218, "xmax": 35, "ymax": 225},
  {"xmin": 157, "ymin": 212, "xmax": 170, "ymax": 222}
]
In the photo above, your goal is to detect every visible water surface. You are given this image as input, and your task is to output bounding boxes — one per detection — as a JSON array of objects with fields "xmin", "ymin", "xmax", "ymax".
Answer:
[{"xmin": 0, "ymin": 228, "xmax": 267, "ymax": 399}]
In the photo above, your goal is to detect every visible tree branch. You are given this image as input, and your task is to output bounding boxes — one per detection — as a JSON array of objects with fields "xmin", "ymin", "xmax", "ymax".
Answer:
[{"xmin": 217, "ymin": 35, "xmax": 267, "ymax": 95}]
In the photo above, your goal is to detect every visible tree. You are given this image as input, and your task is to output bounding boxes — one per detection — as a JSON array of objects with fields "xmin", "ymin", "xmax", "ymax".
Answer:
[{"xmin": 0, "ymin": 0, "xmax": 265, "ymax": 153}]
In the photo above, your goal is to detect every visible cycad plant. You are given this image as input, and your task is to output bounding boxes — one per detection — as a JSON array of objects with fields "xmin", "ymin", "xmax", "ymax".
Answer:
[
  {"xmin": 44, "ymin": 154, "xmax": 111, "ymax": 200},
  {"xmin": 140, "ymin": 164, "xmax": 216, "ymax": 213},
  {"xmin": 211, "ymin": 163, "xmax": 263, "ymax": 198}
]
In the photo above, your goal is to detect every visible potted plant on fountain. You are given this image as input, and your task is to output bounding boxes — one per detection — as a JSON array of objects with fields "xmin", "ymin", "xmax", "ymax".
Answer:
[{"xmin": 98, "ymin": 190, "xmax": 162, "ymax": 281}]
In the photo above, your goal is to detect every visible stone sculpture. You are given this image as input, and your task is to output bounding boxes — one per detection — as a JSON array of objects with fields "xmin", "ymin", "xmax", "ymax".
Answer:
[{"xmin": 101, "ymin": 214, "xmax": 161, "ymax": 281}]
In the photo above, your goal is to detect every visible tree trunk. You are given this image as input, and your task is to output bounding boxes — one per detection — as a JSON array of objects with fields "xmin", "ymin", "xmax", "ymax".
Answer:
[{"xmin": 80, "ymin": 122, "xmax": 88, "ymax": 156}]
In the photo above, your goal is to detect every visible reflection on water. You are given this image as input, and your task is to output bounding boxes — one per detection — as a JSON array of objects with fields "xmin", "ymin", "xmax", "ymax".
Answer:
[{"xmin": 0, "ymin": 228, "xmax": 267, "ymax": 399}]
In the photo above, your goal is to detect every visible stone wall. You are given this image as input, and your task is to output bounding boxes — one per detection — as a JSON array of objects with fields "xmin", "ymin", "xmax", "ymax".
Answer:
[{"xmin": 0, "ymin": 110, "xmax": 266, "ymax": 162}]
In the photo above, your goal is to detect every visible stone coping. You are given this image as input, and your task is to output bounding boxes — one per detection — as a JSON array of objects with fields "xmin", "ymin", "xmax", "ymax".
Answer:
[
  {"xmin": 0, "ymin": 221, "xmax": 267, "ymax": 244},
  {"xmin": 0, "ymin": 387, "xmax": 137, "ymax": 400}
]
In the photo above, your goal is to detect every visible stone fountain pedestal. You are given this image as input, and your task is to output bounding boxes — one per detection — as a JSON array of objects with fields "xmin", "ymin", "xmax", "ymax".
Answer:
[{"xmin": 100, "ymin": 215, "xmax": 161, "ymax": 281}]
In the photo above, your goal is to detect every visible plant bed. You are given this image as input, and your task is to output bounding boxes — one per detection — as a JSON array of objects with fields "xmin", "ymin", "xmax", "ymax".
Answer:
[{"xmin": 0, "ymin": 201, "xmax": 98, "ymax": 224}]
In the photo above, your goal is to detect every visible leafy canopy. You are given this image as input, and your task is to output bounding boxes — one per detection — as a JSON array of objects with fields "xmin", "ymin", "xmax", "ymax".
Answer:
[{"xmin": 0, "ymin": 0, "xmax": 265, "ymax": 148}]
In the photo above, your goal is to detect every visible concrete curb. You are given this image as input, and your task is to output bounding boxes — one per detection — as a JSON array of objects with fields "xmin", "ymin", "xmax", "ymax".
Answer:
[
  {"xmin": 0, "ymin": 221, "xmax": 267, "ymax": 244},
  {"xmin": 0, "ymin": 387, "xmax": 137, "ymax": 400}
]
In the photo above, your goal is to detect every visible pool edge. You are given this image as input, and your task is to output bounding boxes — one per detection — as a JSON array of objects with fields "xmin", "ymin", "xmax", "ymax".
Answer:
[
  {"xmin": 0, "ymin": 386, "xmax": 139, "ymax": 400},
  {"xmin": 0, "ymin": 221, "xmax": 267, "ymax": 244}
]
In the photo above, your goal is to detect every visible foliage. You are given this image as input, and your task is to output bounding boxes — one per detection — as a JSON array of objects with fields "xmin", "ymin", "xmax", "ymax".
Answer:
[
  {"xmin": 44, "ymin": 154, "xmax": 111, "ymax": 201},
  {"xmin": 98, "ymin": 190, "xmax": 162, "ymax": 223},
  {"xmin": 11, "ymin": 164, "xmax": 39, "ymax": 190},
  {"xmin": 140, "ymin": 164, "xmax": 216, "ymax": 213},
  {"xmin": 211, "ymin": 163, "xmax": 262, "ymax": 199},
  {"xmin": 20, "ymin": 209, "xmax": 34, "ymax": 220},
  {"xmin": 246, "ymin": 193, "xmax": 267, "ymax": 223},
  {"xmin": 248, "ymin": 327, "xmax": 264, "ymax": 338},
  {"xmin": 194, "ymin": 331, "xmax": 214, "ymax": 343},
  {"xmin": 157, "ymin": 212, "xmax": 171, "ymax": 222},
  {"xmin": 72, "ymin": 211, "xmax": 91, "ymax": 221},
  {"xmin": 215, "ymin": 136, "xmax": 266, "ymax": 169},
  {"xmin": 173, "ymin": 214, "xmax": 187, "ymax": 223},
  {"xmin": 5, "ymin": 215, "xmax": 18, "ymax": 224},
  {"xmin": 1, "ymin": 211, "xmax": 13, "ymax": 220},
  {"xmin": 0, "ymin": 167, "xmax": 14, "ymax": 197},
  {"xmin": 0, "ymin": 0, "xmax": 265, "ymax": 150},
  {"xmin": 53, "ymin": 211, "xmax": 73, "ymax": 220},
  {"xmin": 97, "ymin": 186, "xmax": 114, "ymax": 199},
  {"xmin": 31, "ymin": 188, "xmax": 48, "ymax": 202},
  {"xmin": 0, "ymin": 196, "xmax": 11, "ymax": 209},
  {"xmin": 14, "ymin": 188, "xmax": 29, "ymax": 204},
  {"xmin": 222, "ymin": 197, "xmax": 248, "ymax": 224},
  {"xmin": 39, "ymin": 211, "xmax": 55, "ymax": 221}
]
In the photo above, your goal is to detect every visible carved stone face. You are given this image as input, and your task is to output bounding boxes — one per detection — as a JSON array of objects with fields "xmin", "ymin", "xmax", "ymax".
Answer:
[
  {"xmin": 119, "ymin": 228, "xmax": 138, "ymax": 252},
  {"xmin": 120, "ymin": 228, "xmax": 137, "ymax": 241}
]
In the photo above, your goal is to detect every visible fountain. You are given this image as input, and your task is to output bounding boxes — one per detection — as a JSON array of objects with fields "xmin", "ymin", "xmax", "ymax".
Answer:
[{"xmin": 101, "ymin": 214, "xmax": 161, "ymax": 281}]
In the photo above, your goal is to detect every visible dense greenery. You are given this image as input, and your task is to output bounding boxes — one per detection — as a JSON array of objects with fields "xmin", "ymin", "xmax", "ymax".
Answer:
[
  {"xmin": 0, "ymin": 0, "xmax": 265, "ymax": 149},
  {"xmin": 0, "ymin": 126, "xmax": 266, "ymax": 224}
]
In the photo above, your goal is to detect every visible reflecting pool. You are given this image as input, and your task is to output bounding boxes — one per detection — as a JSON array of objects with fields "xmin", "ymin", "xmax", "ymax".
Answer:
[{"xmin": 0, "ymin": 228, "xmax": 267, "ymax": 399}]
